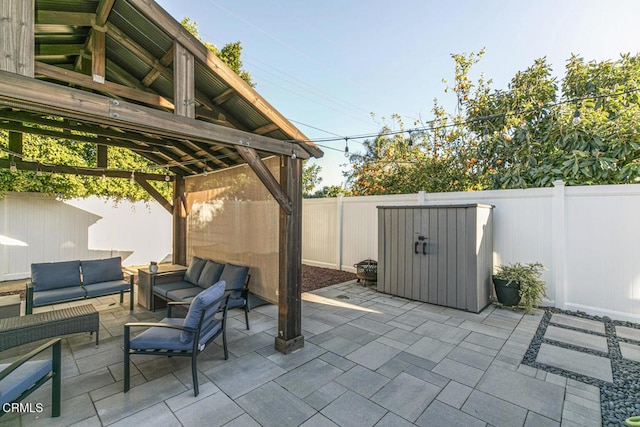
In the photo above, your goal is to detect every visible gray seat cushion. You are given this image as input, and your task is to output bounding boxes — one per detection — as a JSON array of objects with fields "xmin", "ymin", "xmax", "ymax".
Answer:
[
  {"xmin": 31, "ymin": 260, "xmax": 81, "ymax": 291},
  {"xmin": 0, "ymin": 360, "xmax": 52, "ymax": 405},
  {"xmin": 33, "ymin": 286, "xmax": 87, "ymax": 306},
  {"xmin": 129, "ymin": 318, "xmax": 192, "ymax": 351},
  {"xmin": 166, "ymin": 287, "xmax": 202, "ymax": 302},
  {"xmin": 81, "ymin": 257, "xmax": 123, "ymax": 285},
  {"xmin": 153, "ymin": 281, "xmax": 194, "ymax": 298},
  {"xmin": 83, "ymin": 279, "xmax": 130, "ymax": 297}
]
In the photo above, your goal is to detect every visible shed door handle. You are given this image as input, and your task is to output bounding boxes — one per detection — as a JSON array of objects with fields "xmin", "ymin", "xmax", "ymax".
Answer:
[
  {"xmin": 414, "ymin": 242, "xmax": 420, "ymax": 254},
  {"xmin": 423, "ymin": 242, "xmax": 428, "ymax": 255}
]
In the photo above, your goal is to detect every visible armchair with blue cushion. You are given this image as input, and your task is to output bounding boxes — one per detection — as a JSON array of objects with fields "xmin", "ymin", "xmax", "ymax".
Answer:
[
  {"xmin": 123, "ymin": 280, "xmax": 230, "ymax": 397},
  {"xmin": 0, "ymin": 338, "xmax": 62, "ymax": 418}
]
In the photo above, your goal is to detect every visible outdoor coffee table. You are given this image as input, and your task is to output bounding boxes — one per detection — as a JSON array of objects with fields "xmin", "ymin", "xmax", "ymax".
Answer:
[{"xmin": 0, "ymin": 304, "xmax": 99, "ymax": 352}]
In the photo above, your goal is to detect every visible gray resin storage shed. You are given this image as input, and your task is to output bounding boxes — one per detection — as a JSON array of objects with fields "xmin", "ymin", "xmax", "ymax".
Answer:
[{"xmin": 377, "ymin": 204, "xmax": 493, "ymax": 313}]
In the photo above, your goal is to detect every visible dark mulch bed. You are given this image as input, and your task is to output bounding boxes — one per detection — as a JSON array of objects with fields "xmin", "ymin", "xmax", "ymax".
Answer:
[
  {"xmin": 302, "ymin": 264, "xmax": 357, "ymax": 292},
  {"xmin": 0, "ymin": 265, "xmax": 356, "ymax": 301}
]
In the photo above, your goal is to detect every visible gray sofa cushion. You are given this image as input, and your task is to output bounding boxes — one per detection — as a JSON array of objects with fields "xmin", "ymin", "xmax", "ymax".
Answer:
[
  {"xmin": 197, "ymin": 260, "xmax": 225, "ymax": 289},
  {"xmin": 31, "ymin": 260, "xmax": 81, "ymax": 291},
  {"xmin": 153, "ymin": 281, "xmax": 194, "ymax": 298},
  {"xmin": 84, "ymin": 279, "xmax": 131, "ymax": 297},
  {"xmin": 184, "ymin": 257, "xmax": 207, "ymax": 285},
  {"xmin": 81, "ymin": 257, "xmax": 124, "ymax": 285},
  {"xmin": 220, "ymin": 263, "xmax": 249, "ymax": 299},
  {"xmin": 0, "ymin": 360, "xmax": 52, "ymax": 405},
  {"xmin": 166, "ymin": 286, "xmax": 202, "ymax": 302},
  {"xmin": 33, "ymin": 286, "xmax": 87, "ymax": 306}
]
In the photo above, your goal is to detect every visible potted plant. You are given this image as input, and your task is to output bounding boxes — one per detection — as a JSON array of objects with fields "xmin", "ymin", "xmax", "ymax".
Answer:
[{"xmin": 493, "ymin": 262, "xmax": 546, "ymax": 313}]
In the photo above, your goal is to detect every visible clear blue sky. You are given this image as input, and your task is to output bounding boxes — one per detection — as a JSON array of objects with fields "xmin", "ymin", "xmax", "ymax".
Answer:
[{"xmin": 157, "ymin": 0, "xmax": 640, "ymax": 189}]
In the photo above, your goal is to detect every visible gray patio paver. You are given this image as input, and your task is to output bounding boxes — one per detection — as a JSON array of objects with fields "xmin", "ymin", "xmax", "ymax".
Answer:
[
  {"xmin": 619, "ymin": 341, "xmax": 640, "ymax": 362},
  {"xmin": 415, "ymin": 400, "xmax": 487, "ymax": 427},
  {"xmin": 274, "ymin": 358, "xmax": 344, "ymax": 398},
  {"xmin": 536, "ymin": 343, "xmax": 613, "ymax": 382},
  {"xmin": 413, "ymin": 320, "xmax": 471, "ymax": 344},
  {"xmin": 436, "ymin": 380, "xmax": 473, "ymax": 409},
  {"xmin": 446, "ymin": 345, "xmax": 494, "ymax": 370},
  {"xmin": 94, "ymin": 374, "xmax": 186, "ymax": 425},
  {"xmin": 458, "ymin": 319, "xmax": 513, "ymax": 339},
  {"xmin": 334, "ymin": 364, "xmax": 389, "ymax": 398},
  {"xmin": 477, "ymin": 365, "xmax": 565, "ymax": 421},
  {"xmin": 20, "ymin": 394, "xmax": 97, "ymax": 427},
  {"xmin": 462, "ymin": 390, "xmax": 527, "ymax": 427},
  {"xmin": 109, "ymin": 402, "xmax": 180, "ymax": 427},
  {"xmin": 204, "ymin": 352, "xmax": 287, "ymax": 399},
  {"xmin": 318, "ymin": 351, "xmax": 356, "ymax": 371},
  {"xmin": 544, "ymin": 325, "xmax": 608, "ymax": 352},
  {"xmin": 374, "ymin": 411, "xmax": 417, "ymax": 427},
  {"xmin": 345, "ymin": 340, "xmax": 402, "ymax": 370},
  {"xmin": 299, "ymin": 413, "xmax": 339, "ymax": 427},
  {"xmin": 303, "ymin": 381, "xmax": 348, "ymax": 410},
  {"xmin": 524, "ymin": 411, "xmax": 560, "ymax": 427},
  {"xmin": 315, "ymin": 335, "xmax": 362, "ymax": 356},
  {"xmin": 432, "ymin": 357, "xmax": 485, "ymax": 387},
  {"xmin": 320, "ymin": 390, "xmax": 387, "ymax": 427},
  {"xmin": 223, "ymin": 413, "xmax": 262, "ymax": 427},
  {"xmin": 236, "ymin": 382, "xmax": 316, "ymax": 427},
  {"xmin": 404, "ymin": 336, "xmax": 455, "ymax": 363},
  {"xmin": 616, "ymin": 325, "xmax": 640, "ymax": 340},
  {"xmin": 174, "ymin": 389, "xmax": 245, "ymax": 427},
  {"xmin": 551, "ymin": 313, "xmax": 605, "ymax": 333},
  {"xmin": 370, "ymin": 372, "xmax": 441, "ymax": 422}
]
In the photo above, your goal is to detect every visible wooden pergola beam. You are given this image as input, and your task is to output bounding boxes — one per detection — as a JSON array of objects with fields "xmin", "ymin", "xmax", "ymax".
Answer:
[
  {"xmin": 0, "ymin": 158, "xmax": 172, "ymax": 181},
  {"xmin": 35, "ymin": 61, "xmax": 174, "ymax": 109},
  {"xmin": 36, "ymin": 11, "xmax": 95, "ymax": 26},
  {"xmin": 0, "ymin": 70, "xmax": 311, "ymax": 159},
  {"xmin": 134, "ymin": 175, "xmax": 172, "ymax": 213}
]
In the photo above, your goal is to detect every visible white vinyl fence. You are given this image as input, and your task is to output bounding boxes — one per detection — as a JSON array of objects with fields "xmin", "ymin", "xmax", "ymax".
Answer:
[
  {"xmin": 3, "ymin": 183, "xmax": 640, "ymax": 322},
  {"xmin": 0, "ymin": 192, "xmax": 172, "ymax": 281},
  {"xmin": 302, "ymin": 182, "xmax": 640, "ymax": 322}
]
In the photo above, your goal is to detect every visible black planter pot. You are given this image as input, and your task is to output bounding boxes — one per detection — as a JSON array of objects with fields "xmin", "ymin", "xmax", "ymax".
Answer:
[{"xmin": 493, "ymin": 277, "xmax": 521, "ymax": 306}]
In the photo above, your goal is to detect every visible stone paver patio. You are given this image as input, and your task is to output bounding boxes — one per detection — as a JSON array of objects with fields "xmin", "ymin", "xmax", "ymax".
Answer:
[{"xmin": 0, "ymin": 280, "xmax": 604, "ymax": 426}]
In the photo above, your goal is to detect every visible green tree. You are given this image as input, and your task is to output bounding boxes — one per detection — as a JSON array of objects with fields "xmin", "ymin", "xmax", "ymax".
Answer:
[
  {"xmin": 302, "ymin": 161, "xmax": 322, "ymax": 196},
  {"xmin": 456, "ymin": 51, "xmax": 640, "ymax": 188},
  {"xmin": 181, "ymin": 18, "xmax": 254, "ymax": 87}
]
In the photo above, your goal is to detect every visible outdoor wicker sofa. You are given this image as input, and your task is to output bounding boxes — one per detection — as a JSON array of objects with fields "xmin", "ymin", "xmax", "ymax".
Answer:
[{"xmin": 26, "ymin": 257, "xmax": 133, "ymax": 314}]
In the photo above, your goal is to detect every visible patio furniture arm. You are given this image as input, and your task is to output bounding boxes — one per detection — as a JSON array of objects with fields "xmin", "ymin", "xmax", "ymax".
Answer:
[
  {"xmin": 123, "ymin": 321, "xmax": 194, "ymax": 332},
  {"xmin": 167, "ymin": 300, "xmax": 191, "ymax": 317},
  {"xmin": 0, "ymin": 338, "xmax": 61, "ymax": 381},
  {"xmin": 25, "ymin": 281, "xmax": 34, "ymax": 315}
]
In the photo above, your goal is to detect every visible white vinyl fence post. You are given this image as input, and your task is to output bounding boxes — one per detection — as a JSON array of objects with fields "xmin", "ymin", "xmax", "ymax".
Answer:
[
  {"xmin": 336, "ymin": 194, "xmax": 344, "ymax": 270},
  {"xmin": 552, "ymin": 180, "xmax": 568, "ymax": 309},
  {"xmin": 418, "ymin": 191, "xmax": 426, "ymax": 205}
]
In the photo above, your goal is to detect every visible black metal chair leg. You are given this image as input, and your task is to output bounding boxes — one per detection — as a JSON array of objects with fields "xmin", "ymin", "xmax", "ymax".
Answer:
[{"xmin": 191, "ymin": 354, "xmax": 199, "ymax": 397}]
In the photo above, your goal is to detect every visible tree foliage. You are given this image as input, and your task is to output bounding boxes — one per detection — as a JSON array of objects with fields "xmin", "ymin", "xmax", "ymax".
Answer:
[
  {"xmin": 181, "ymin": 18, "xmax": 254, "ymax": 87},
  {"xmin": 344, "ymin": 50, "xmax": 640, "ymax": 196}
]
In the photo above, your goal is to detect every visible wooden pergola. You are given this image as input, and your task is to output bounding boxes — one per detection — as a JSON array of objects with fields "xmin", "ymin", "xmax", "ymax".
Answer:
[{"xmin": 0, "ymin": 0, "xmax": 322, "ymax": 353}]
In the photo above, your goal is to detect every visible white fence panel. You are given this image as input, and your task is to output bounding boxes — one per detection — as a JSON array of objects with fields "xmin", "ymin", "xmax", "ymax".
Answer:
[
  {"xmin": 0, "ymin": 193, "xmax": 172, "ymax": 281},
  {"xmin": 302, "ymin": 198, "xmax": 337, "ymax": 268},
  {"xmin": 564, "ymin": 185, "xmax": 640, "ymax": 319}
]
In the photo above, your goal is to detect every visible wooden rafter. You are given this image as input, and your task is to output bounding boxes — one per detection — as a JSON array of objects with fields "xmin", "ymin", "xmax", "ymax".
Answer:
[
  {"xmin": 0, "ymin": 158, "xmax": 172, "ymax": 181},
  {"xmin": 36, "ymin": 11, "xmax": 95, "ymax": 26}
]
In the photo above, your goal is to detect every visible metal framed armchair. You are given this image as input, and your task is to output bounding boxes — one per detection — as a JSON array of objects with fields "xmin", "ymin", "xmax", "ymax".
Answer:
[
  {"xmin": 123, "ymin": 280, "xmax": 229, "ymax": 397},
  {"xmin": 0, "ymin": 338, "xmax": 62, "ymax": 418}
]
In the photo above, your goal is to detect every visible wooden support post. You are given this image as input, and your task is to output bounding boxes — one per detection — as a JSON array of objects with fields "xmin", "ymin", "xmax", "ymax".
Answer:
[
  {"xmin": 172, "ymin": 175, "xmax": 187, "ymax": 266},
  {"xmin": 0, "ymin": 0, "xmax": 34, "ymax": 77},
  {"xmin": 275, "ymin": 156, "xmax": 304, "ymax": 354},
  {"xmin": 91, "ymin": 28, "xmax": 106, "ymax": 83},
  {"xmin": 134, "ymin": 175, "xmax": 172, "ymax": 214},
  {"xmin": 171, "ymin": 41, "xmax": 193, "ymax": 267},
  {"xmin": 8, "ymin": 132, "xmax": 22, "ymax": 155},
  {"xmin": 97, "ymin": 144, "xmax": 107, "ymax": 168},
  {"xmin": 174, "ymin": 42, "xmax": 194, "ymax": 118}
]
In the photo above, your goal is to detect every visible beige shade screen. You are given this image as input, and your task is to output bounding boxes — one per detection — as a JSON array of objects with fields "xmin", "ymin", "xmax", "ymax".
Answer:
[{"xmin": 185, "ymin": 156, "xmax": 280, "ymax": 303}]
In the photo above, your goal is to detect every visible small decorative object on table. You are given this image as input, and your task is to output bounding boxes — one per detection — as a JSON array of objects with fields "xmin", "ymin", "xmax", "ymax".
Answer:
[
  {"xmin": 149, "ymin": 261, "xmax": 158, "ymax": 274},
  {"xmin": 493, "ymin": 262, "xmax": 546, "ymax": 313}
]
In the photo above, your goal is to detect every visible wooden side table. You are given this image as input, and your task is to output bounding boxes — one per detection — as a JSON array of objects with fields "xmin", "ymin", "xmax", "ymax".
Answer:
[
  {"xmin": 137, "ymin": 264, "xmax": 187, "ymax": 310},
  {"xmin": 0, "ymin": 294, "xmax": 21, "ymax": 319}
]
